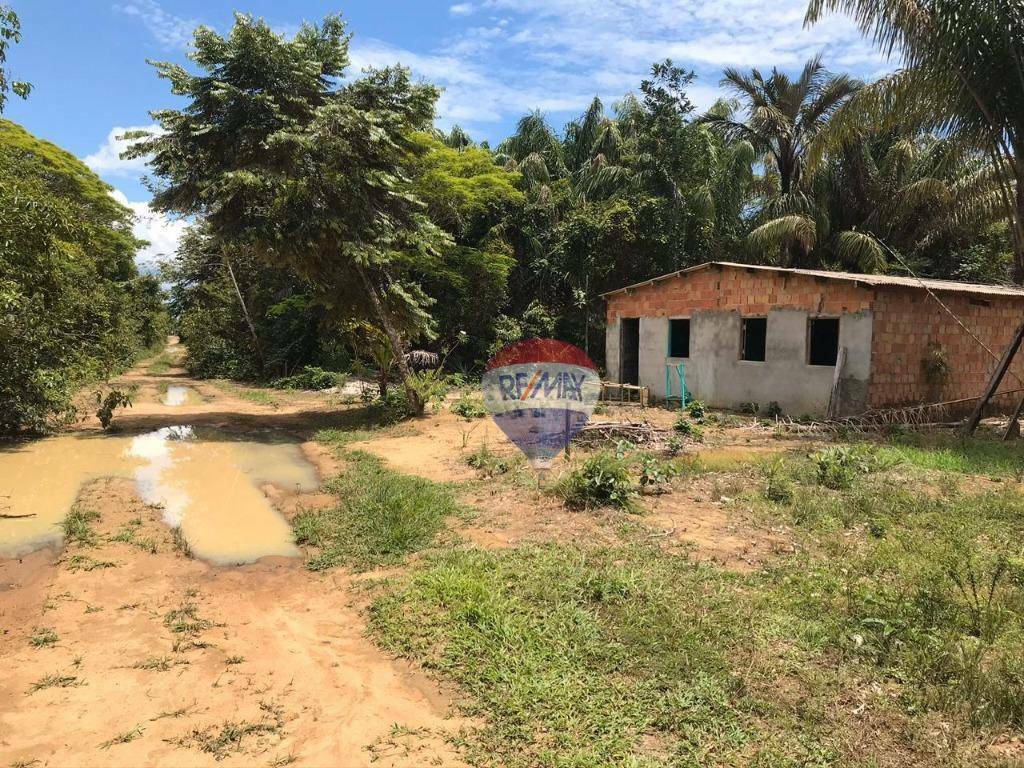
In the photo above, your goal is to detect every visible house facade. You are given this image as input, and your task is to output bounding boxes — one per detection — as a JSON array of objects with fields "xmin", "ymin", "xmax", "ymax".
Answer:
[{"xmin": 602, "ymin": 262, "xmax": 1024, "ymax": 416}]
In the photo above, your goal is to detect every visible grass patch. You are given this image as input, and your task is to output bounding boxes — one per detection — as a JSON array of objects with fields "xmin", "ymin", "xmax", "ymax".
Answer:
[
  {"xmin": 133, "ymin": 655, "xmax": 176, "ymax": 672},
  {"xmin": 874, "ymin": 434, "xmax": 1024, "ymax": 478},
  {"xmin": 173, "ymin": 701, "xmax": 284, "ymax": 759},
  {"xmin": 294, "ymin": 450, "xmax": 460, "ymax": 570},
  {"xmin": 100, "ymin": 725, "xmax": 144, "ymax": 749},
  {"xmin": 162, "ymin": 598, "xmax": 215, "ymax": 638},
  {"xmin": 65, "ymin": 554, "xmax": 116, "ymax": 572},
  {"xmin": 463, "ymin": 444, "xmax": 511, "ymax": 477},
  {"xmin": 28, "ymin": 627, "xmax": 58, "ymax": 648},
  {"xmin": 28, "ymin": 673, "xmax": 80, "ymax": 693},
  {"xmin": 147, "ymin": 352, "xmax": 174, "ymax": 375},
  {"xmin": 370, "ymin": 544, "xmax": 852, "ymax": 767},
  {"xmin": 109, "ymin": 518, "xmax": 158, "ymax": 553},
  {"xmin": 60, "ymin": 506, "xmax": 100, "ymax": 547}
]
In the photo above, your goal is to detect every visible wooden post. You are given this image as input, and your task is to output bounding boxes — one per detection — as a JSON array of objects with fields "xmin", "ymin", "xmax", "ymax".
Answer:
[
  {"xmin": 1002, "ymin": 393, "xmax": 1024, "ymax": 440},
  {"xmin": 962, "ymin": 320, "xmax": 1024, "ymax": 436},
  {"xmin": 826, "ymin": 347, "xmax": 847, "ymax": 420}
]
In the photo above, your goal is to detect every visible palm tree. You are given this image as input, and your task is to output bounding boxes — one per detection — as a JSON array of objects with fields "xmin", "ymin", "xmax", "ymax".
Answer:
[
  {"xmin": 700, "ymin": 55, "xmax": 860, "ymax": 195},
  {"xmin": 804, "ymin": 0, "xmax": 1024, "ymax": 280}
]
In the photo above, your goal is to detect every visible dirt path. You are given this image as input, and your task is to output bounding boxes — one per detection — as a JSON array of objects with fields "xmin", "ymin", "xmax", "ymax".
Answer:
[{"xmin": 0, "ymin": 341, "xmax": 466, "ymax": 767}]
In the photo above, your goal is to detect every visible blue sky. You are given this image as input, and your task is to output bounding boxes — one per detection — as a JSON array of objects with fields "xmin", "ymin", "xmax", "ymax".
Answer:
[{"xmin": 3, "ymin": 0, "xmax": 890, "ymax": 270}]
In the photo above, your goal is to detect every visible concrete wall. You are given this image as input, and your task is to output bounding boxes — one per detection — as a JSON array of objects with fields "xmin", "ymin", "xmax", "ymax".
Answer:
[
  {"xmin": 605, "ymin": 317, "xmax": 620, "ymax": 382},
  {"xmin": 657, "ymin": 308, "xmax": 872, "ymax": 415}
]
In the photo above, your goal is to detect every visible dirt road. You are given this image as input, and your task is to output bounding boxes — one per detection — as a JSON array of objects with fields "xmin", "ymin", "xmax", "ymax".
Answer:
[{"xmin": 0, "ymin": 342, "xmax": 465, "ymax": 767}]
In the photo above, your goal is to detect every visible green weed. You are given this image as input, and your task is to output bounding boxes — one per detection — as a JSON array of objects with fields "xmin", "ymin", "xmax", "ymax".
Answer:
[
  {"xmin": 60, "ymin": 506, "xmax": 100, "ymax": 547},
  {"xmin": 553, "ymin": 451, "xmax": 637, "ymax": 511},
  {"xmin": 295, "ymin": 451, "xmax": 459, "ymax": 570},
  {"xmin": 28, "ymin": 627, "xmax": 58, "ymax": 648}
]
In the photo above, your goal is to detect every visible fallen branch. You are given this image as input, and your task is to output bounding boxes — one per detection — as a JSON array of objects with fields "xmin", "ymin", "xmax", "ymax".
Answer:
[{"xmin": 0, "ymin": 513, "xmax": 36, "ymax": 519}]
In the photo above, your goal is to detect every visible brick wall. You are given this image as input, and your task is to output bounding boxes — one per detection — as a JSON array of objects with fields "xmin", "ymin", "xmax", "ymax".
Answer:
[
  {"xmin": 868, "ymin": 288, "xmax": 1024, "ymax": 410},
  {"xmin": 606, "ymin": 266, "xmax": 873, "ymax": 320},
  {"xmin": 605, "ymin": 265, "xmax": 1024, "ymax": 413}
]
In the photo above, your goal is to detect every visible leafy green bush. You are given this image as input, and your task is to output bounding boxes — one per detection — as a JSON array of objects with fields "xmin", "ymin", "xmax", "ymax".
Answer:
[
  {"xmin": 673, "ymin": 415, "xmax": 704, "ymax": 441},
  {"xmin": 271, "ymin": 365, "xmax": 347, "ymax": 390},
  {"xmin": 636, "ymin": 454, "xmax": 677, "ymax": 490},
  {"xmin": 94, "ymin": 388, "xmax": 134, "ymax": 430},
  {"xmin": 554, "ymin": 451, "xmax": 637, "ymax": 511},
  {"xmin": 811, "ymin": 444, "xmax": 895, "ymax": 489},
  {"xmin": 451, "ymin": 394, "xmax": 487, "ymax": 419},
  {"xmin": 0, "ymin": 120, "xmax": 168, "ymax": 433},
  {"xmin": 464, "ymin": 444, "xmax": 510, "ymax": 476},
  {"xmin": 685, "ymin": 399, "xmax": 706, "ymax": 421},
  {"xmin": 761, "ymin": 457, "xmax": 794, "ymax": 503}
]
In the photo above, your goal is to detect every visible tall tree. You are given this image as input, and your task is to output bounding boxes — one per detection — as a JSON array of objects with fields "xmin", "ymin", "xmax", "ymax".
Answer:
[
  {"xmin": 701, "ymin": 55, "xmax": 860, "ymax": 195},
  {"xmin": 0, "ymin": 4, "xmax": 30, "ymax": 113},
  {"xmin": 130, "ymin": 14, "xmax": 448, "ymax": 413},
  {"xmin": 805, "ymin": 0, "xmax": 1024, "ymax": 280}
]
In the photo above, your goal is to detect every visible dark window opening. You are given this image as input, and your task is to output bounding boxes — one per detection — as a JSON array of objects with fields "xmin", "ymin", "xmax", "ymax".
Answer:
[
  {"xmin": 668, "ymin": 319, "xmax": 690, "ymax": 358},
  {"xmin": 620, "ymin": 317, "xmax": 640, "ymax": 385},
  {"xmin": 741, "ymin": 317, "xmax": 767, "ymax": 362},
  {"xmin": 808, "ymin": 318, "xmax": 840, "ymax": 366}
]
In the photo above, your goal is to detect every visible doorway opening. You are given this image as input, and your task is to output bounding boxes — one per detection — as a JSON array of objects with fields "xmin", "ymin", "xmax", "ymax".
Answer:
[{"xmin": 620, "ymin": 318, "xmax": 640, "ymax": 385}]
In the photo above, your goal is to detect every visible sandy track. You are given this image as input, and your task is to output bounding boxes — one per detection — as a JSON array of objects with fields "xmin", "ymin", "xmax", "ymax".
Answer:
[{"xmin": 0, "ymin": 344, "xmax": 466, "ymax": 767}]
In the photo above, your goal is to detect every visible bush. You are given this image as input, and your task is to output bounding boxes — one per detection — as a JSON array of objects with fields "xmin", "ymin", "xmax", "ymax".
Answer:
[
  {"xmin": 554, "ymin": 451, "xmax": 637, "ymax": 511},
  {"xmin": 464, "ymin": 444, "xmax": 510, "ymax": 476},
  {"xmin": 673, "ymin": 415, "xmax": 704, "ymax": 441},
  {"xmin": 452, "ymin": 394, "xmax": 487, "ymax": 419},
  {"xmin": 811, "ymin": 444, "xmax": 895, "ymax": 490},
  {"xmin": 739, "ymin": 401, "xmax": 760, "ymax": 415},
  {"xmin": 763, "ymin": 401, "xmax": 783, "ymax": 419},
  {"xmin": 761, "ymin": 457, "xmax": 794, "ymax": 503},
  {"xmin": 636, "ymin": 454, "xmax": 677, "ymax": 490},
  {"xmin": 685, "ymin": 399, "xmax": 706, "ymax": 421},
  {"xmin": 271, "ymin": 365, "xmax": 346, "ymax": 390}
]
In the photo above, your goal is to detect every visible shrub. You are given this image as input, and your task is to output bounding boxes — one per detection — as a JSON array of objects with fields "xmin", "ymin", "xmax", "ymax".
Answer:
[
  {"xmin": 636, "ymin": 454, "xmax": 677, "ymax": 490},
  {"xmin": 763, "ymin": 401, "xmax": 783, "ymax": 419},
  {"xmin": 452, "ymin": 394, "xmax": 487, "ymax": 420},
  {"xmin": 555, "ymin": 451, "xmax": 637, "ymax": 511},
  {"xmin": 761, "ymin": 457, "xmax": 794, "ymax": 504},
  {"xmin": 685, "ymin": 399, "xmax": 706, "ymax": 421},
  {"xmin": 95, "ymin": 388, "xmax": 134, "ymax": 430},
  {"xmin": 739, "ymin": 401, "xmax": 760, "ymax": 415},
  {"xmin": 465, "ymin": 444, "xmax": 510, "ymax": 477},
  {"xmin": 810, "ymin": 444, "xmax": 895, "ymax": 490},
  {"xmin": 673, "ymin": 415, "xmax": 704, "ymax": 442},
  {"xmin": 271, "ymin": 366, "xmax": 346, "ymax": 390}
]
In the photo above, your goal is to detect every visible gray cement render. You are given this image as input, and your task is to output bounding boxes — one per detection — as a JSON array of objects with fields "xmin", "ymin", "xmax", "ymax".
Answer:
[{"xmin": 606, "ymin": 307, "xmax": 873, "ymax": 415}]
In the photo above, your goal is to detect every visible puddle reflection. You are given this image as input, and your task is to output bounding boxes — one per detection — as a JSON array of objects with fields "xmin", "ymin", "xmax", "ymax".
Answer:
[{"xmin": 0, "ymin": 426, "xmax": 319, "ymax": 565}]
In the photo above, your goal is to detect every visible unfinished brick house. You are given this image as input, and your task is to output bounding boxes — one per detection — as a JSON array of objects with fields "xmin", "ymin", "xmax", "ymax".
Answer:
[{"xmin": 602, "ymin": 261, "xmax": 1024, "ymax": 416}]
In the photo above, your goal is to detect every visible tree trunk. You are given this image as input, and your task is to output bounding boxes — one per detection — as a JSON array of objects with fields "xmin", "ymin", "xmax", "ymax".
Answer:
[
  {"xmin": 355, "ymin": 262, "xmax": 425, "ymax": 415},
  {"xmin": 222, "ymin": 251, "xmax": 265, "ymax": 372},
  {"xmin": 1014, "ymin": 172, "xmax": 1024, "ymax": 284}
]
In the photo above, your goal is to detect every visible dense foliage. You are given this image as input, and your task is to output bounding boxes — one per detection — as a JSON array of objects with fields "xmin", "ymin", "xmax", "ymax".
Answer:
[
  {"xmin": 147, "ymin": 10, "xmax": 1017, "ymax": 383},
  {"xmin": 0, "ymin": 120, "xmax": 168, "ymax": 432}
]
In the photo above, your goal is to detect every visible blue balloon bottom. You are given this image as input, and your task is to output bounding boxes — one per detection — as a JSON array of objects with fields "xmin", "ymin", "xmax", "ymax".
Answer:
[{"xmin": 492, "ymin": 407, "xmax": 590, "ymax": 466}]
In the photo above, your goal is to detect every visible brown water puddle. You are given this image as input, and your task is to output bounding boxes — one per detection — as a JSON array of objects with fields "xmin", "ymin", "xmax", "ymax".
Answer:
[
  {"xmin": 0, "ymin": 427, "xmax": 319, "ymax": 565},
  {"xmin": 161, "ymin": 384, "xmax": 203, "ymax": 406}
]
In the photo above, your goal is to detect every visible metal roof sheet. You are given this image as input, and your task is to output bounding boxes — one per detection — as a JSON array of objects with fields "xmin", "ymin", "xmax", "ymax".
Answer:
[{"xmin": 599, "ymin": 261, "xmax": 1024, "ymax": 299}]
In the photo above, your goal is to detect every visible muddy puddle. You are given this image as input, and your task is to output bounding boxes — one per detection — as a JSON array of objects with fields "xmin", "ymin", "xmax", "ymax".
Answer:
[
  {"xmin": 161, "ymin": 384, "xmax": 203, "ymax": 406},
  {"xmin": 0, "ymin": 427, "xmax": 319, "ymax": 565}
]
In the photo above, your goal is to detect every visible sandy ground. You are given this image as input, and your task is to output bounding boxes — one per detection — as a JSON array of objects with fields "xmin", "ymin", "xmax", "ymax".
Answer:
[
  {"xmin": 0, "ymin": 343, "xmax": 466, "ymax": 768},
  {"xmin": 1, "ymin": 341, "xmax": 809, "ymax": 767}
]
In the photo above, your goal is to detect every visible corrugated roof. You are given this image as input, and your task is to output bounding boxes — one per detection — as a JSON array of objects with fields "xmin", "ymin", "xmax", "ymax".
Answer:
[{"xmin": 599, "ymin": 261, "xmax": 1024, "ymax": 299}]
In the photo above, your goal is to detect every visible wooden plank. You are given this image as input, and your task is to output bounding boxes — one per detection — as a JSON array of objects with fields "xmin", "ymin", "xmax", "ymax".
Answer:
[
  {"xmin": 826, "ymin": 347, "xmax": 847, "ymax": 420},
  {"xmin": 1002, "ymin": 393, "xmax": 1024, "ymax": 440},
  {"xmin": 962, "ymin": 319, "xmax": 1024, "ymax": 436}
]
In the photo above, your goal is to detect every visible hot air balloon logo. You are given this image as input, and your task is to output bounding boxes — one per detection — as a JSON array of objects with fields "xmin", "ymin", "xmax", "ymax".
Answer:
[{"xmin": 482, "ymin": 339, "xmax": 601, "ymax": 469}]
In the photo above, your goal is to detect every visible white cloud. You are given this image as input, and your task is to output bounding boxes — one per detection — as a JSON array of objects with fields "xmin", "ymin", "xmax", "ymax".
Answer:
[
  {"xmin": 449, "ymin": 3, "xmax": 476, "ymax": 15},
  {"xmin": 83, "ymin": 124, "xmax": 163, "ymax": 176},
  {"xmin": 113, "ymin": 0, "xmax": 197, "ymax": 50},
  {"xmin": 110, "ymin": 189, "xmax": 188, "ymax": 274}
]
